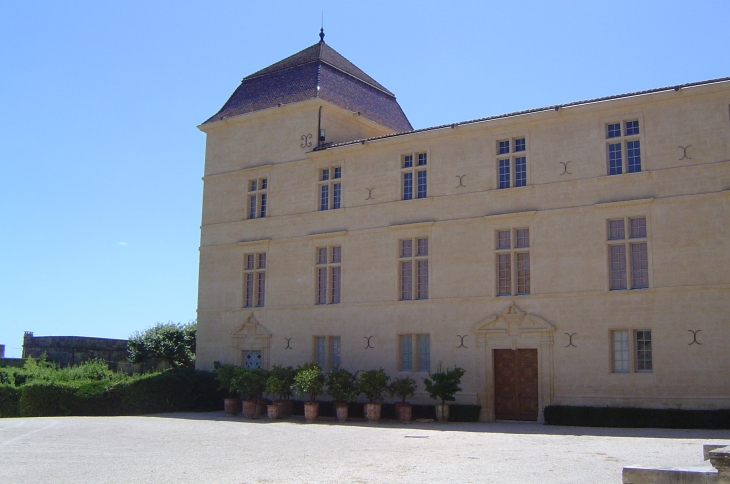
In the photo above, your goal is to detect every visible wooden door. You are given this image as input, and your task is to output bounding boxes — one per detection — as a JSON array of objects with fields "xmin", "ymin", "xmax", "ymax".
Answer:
[{"xmin": 493, "ymin": 349, "xmax": 538, "ymax": 421}]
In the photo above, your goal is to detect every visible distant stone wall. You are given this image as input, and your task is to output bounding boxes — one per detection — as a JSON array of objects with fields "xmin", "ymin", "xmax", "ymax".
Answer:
[{"xmin": 20, "ymin": 331, "xmax": 155, "ymax": 372}]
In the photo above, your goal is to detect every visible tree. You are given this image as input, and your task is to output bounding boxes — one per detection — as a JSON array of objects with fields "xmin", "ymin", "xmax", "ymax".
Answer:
[{"xmin": 128, "ymin": 321, "xmax": 196, "ymax": 369}]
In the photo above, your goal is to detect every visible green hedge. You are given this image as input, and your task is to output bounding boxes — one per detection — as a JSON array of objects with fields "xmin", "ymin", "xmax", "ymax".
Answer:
[
  {"xmin": 0, "ymin": 385, "xmax": 21, "ymax": 417},
  {"xmin": 544, "ymin": 405, "xmax": 730, "ymax": 429},
  {"xmin": 9, "ymin": 369, "xmax": 225, "ymax": 418}
]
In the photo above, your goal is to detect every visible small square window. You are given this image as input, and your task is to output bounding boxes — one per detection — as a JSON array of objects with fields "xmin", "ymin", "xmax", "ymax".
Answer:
[
  {"xmin": 625, "ymin": 120, "xmax": 640, "ymax": 136},
  {"xmin": 416, "ymin": 237, "xmax": 428, "ymax": 256},
  {"xmin": 514, "ymin": 138, "xmax": 526, "ymax": 152},
  {"xmin": 498, "ymin": 140, "xmax": 510, "ymax": 155},
  {"xmin": 331, "ymin": 246, "xmax": 341, "ymax": 263},
  {"xmin": 321, "ymin": 169, "xmax": 329, "ymax": 181},
  {"xmin": 400, "ymin": 239, "xmax": 413, "ymax": 258},
  {"xmin": 261, "ymin": 178, "xmax": 268, "ymax": 189},
  {"xmin": 497, "ymin": 230, "xmax": 511, "ymax": 250},
  {"xmin": 245, "ymin": 254, "xmax": 254, "ymax": 271},
  {"xmin": 403, "ymin": 155, "xmax": 413, "ymax": 168},
  {"xmin": 317, "ymin": 247, "xmax": 327, "ymax": 265},
  {"xmin": 249, "ymin": 180, "xmax": 257, "ymax": 191},
  {"xmin": 608, "ymin": 219, "xmax": 625, "ymax": 240},
  {"xmin": 515, "ymin": 229, "xmax": 529, "ymax": 248},
  {"xmin": 333, "ymin": 167, "xmax": 341, "ymax": 179},
  {"xmin": 629, "ymin": 217, "xmax": 646, "ymax": 238},
  {"xmin": 417, "ymin": 153, "xmax": 427, "ymax": 166},
  {"xmin": 607, "ymin": 123, "xmax": 621, "ymax": 139}
]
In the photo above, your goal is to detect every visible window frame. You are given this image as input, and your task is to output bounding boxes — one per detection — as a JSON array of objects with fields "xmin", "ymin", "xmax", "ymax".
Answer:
[
  {"xmin": 610, "ymin": 329, "xmax": 653, "ymax": 374},
  {"xmin": 495, "ymin": 227, "xmax": 531, "ymax": 296},
  {"xmin": 315, "ymin": 245, "xmax": 342, "ymax": 305},
  {"xmin": 247, "ymin": 177, "xmax": 268, "ymax": 219},
  {"xmin": 495, "ymin": 136, "xmax": 528, "ymax": 189},
  {"xmin": 313, "ymin": 335, "xmax": 341, "ymax": 371},
  {"xmin": 398, "ymin": 237, "xmax": 429, "ymax": 301},
  {"xmin": 243, "ymin": 252, "xmax": 267, "ymax": 307},
  {"xmin": 604, "ymin": 117, "xmax": 644, "ymax": 176},
  {"xmin": 607, "ymin": 216, "xmax": 650, "ymax": 291},
  {"xmin": 317, "ymin": 166, "xmax": 342, "ymax": 211},
  {"xmin": 400, "ymin": 151, "xmax": 429, "ymax": 201},
  {"xmin": 397, "ymin": 333, "xmax": 430, "ymax": 373}
]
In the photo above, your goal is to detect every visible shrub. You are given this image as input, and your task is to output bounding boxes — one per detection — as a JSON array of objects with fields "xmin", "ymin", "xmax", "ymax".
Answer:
[
  {"xmin": 20, "ymin": 382, "xmax": 76, "ymax": 417},
  {"xmin": 231, "ymin": 367, "xmax": 268, "ymax": 400},
  {"xmin": 269, "ymin": 365, "xmax": 296, "ymax": 399},
  {"xmin": 388, "ymin": 377, "xmax": 417, "ymax": 403},
  {"xmin": 423, "ymin": 364, "xmax": 465, "ymax": 406},
  {"xmin": 214, "ymin": 363, "xmax": 239, "ymax": 396},
  {"xmin": 0, "ymin": 385, "xmax": 21, "ymax": 417},
  {"xmin": 544, "ymin": 405, "xmax": 730, "ymax": 429},
  {"xmin": 292, "ymin": 363, "xmax": 325, "ymax": 402},
  {"xmin": 326, "ymin": 368, "xmax": 359, "ymax": 403},
  {"xmin": 358, "ymin": 368, "xmax": 390, "ymax": 404}
]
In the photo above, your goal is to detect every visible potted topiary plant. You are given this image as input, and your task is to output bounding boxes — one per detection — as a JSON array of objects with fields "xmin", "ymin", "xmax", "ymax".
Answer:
[
  {"xmin": 358, "ymin": 368, "xmax": 390, "ymax": 423},
  {"xmin": 214, "ymin": 362, "xmax": 241, "ymax": 416},
  {"xmin": 326, "ymin": 368, "xmax": 359, "ymax": 422},
  {"xmin": 423, "ymin": 363, "xmax": 466, "ymax": 422},
  {"xmin": 250, "ymin": 368, "xmax": 270, "ymax": 418},
  {"xmin": 292, "ymin": 363, "xmax": 325, "ymax": 422},
  {"xmin": 231, "ymin": 367, "xmax": 267, "ymax": 419},
  {"xmin": 388, "ymin": 376, "xmax": 417, "ymax": 423},
  {"xmin": 265, "ymin": 374, "xmax": 286, "ymax": 420},
  {"xmin": 267, "ymin": 364, "xmax": 295, "ymax": 418}
]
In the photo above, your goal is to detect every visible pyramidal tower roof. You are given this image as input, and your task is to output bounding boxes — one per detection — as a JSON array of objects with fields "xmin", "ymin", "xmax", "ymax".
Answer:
[{"xmin": 204, "ymin": 30, "xmax": 413, "ymax": 132}]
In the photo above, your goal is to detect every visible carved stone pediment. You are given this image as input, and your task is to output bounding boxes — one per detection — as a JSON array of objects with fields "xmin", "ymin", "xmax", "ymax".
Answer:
[
  {"xmin": 474, "ymin": 304, "xmax": 555, "ymax": 338},
  {"xmin": 231, "ymin": 314, "xmax": 272, "ymax": 344}
]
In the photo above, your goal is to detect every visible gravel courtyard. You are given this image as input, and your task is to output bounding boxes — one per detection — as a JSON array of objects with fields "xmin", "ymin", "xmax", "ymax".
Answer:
[{"xmin": 1, "ymin": 412, "xmax": 728, "ymax": 483}]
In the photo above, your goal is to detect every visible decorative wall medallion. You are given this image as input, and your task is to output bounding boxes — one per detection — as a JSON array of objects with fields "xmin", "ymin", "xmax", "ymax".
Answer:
[
  {"xmin": 363, "ymin": 336, "xmax": 374, "ymax": 349},
  {"xmin": 457, "ymin": 335, "xmax": 467, "ymax": 348},
  {"xmin": 456, "ymin": 175, "xmax": 466, "ymax": 188},
  {"xmin": 559, "ymin": 161, "xmax": 572, "ymax": 175},
  {"xmin": 365, "ymin": 188, "xmax": 374, "ymax": 200},
  {"xmin": 284, "ymin": 338, "xmax": 292, "ymax": 349},
  {"xmin": 300, "ymin": 134, "xmax": 313, "ymax": 148},
  {"xmin": 688, "ymin": 329, "xmax": 702, "ymax": 345},
  {"xmin": 564, "ymin": 333, "xmax": 577, "ymax": 347},
  {"xmin": 678, "ymin": 145, "xmax": 692, "ymax": 160}
]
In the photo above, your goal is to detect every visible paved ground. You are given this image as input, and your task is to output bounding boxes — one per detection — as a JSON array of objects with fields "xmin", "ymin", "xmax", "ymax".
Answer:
[{"xmin": 1, "ymin": 412, "xmax": 729, "ymax": 483}]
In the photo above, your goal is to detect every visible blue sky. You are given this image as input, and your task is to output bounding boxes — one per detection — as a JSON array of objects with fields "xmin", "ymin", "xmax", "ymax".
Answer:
[{"xmin": 1, "ymin": 1, "xmax": 728, "ymax": 358}]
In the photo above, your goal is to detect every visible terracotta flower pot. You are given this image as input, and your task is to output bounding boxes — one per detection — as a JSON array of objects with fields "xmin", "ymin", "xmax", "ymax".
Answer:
[
  {"xmin": 395, "ymin": 402, "xmax": 412, "ymax": 423},
  {"xmin": 254, "ymin": 398, "xmax": 268, "ymax": 419},
  {"xmin": 267, "ymin": 404, "xmax": 280, "ymax": 420},
  {"xmin": 335, "ymin": 403, "xmax": 349, "ymax": 422},
  {"xmin": 364, "ymin": 403, "xmax": 382, "ymax": 423},
  {"xmin": 242, "ymin": 399, "xmax": 256, "ymax": 419},
  {"xmin": 277, "ymin": 399, "xmax": 293, "ymax": 418},
  {"xmin": 224, "ymin": 398, "xmax": 241, "ymax": 416},
  {"xmin": 304, "ymin": 401, "xmax": 319, "ymax": 422},
  {"xmin": 435, "ymin": 403, "xmax": 449, "ymax": 422}
]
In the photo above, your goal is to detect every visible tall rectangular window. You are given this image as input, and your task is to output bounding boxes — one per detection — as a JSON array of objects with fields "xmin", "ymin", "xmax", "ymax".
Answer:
[
  {"xmin": 247, "ymin": 178, "xmax": 268, "ymax": 219},
  {"xmin": 402, "ymin": 152, "xmax": 427, "ymax": 200},
  {"xmin": 243, "ymin": 252, "xmax": 266, "ymax": 307},
  {"xmin": 607, "ymin": 217, "xmax": 649, "ymax": 290},
  {"xmin": 606, "ymin": 120, "xmax": 642, "ymax": 175},
  {"xmin": 611, "ymin": 329, "xmax": 652, "ymax": 374},
  {"xmin": 318, "ymin": 166, "xmax": 342, "ymax": 211},
  {"xmin": 400, "ymin": 237, "xmax": 428, "ymax": 300},
  {"xmin": 612, "ymin": 330, "xmax": 630, "ymax": 373},
  {"xmin": 496, "ymin": 137, "xmax": 528, "ymax": 188},
  {"xmin": 315, "ymin": 246, "xmax": 341, "ymax": 304},
  {"xmin": 314, "ymin": 336, "xmax": 341, "ymax": 371},
  {"xmin": 399, "ymin": 333, "xmax": 430, "ymax": 372},
  {"xmin": 495, "ymin": 228, "xmax": 530, "ymax": 296},
  {"xmin": 635, "ymin": 330, "xmax": 652, "ymax": 372}
]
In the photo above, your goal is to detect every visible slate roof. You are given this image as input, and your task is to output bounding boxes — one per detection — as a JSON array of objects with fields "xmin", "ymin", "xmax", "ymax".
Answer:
[{"xmin": 204, "ymin": 39, "xmax": 412, "ymax": 132}]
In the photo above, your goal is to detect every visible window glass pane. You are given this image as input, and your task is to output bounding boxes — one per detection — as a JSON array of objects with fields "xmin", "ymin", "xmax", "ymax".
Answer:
[
  {"xmin": 258, "ymin": 253, "xmax": 266, "ymax": 269},
  {"xmin": 514, "ymin": 138, "xmax": 526, "ymax": 152},
  {"xmin": 321, "ymin": 169, "xmax": 329, "ymax": 181},
  {"xmin": 317, "ymin": 267, "xmax": 327, "ymax": 304},
  {"xmin": 627, "ymin": 140, "xmax": 641, "ymax": 173},
  {"xmin": 250, "ymin": 180, "xmax": 257, "ymax": 191},
  {"xmin": 333, "ymin": 167, "xmax": 341, "ymax": 179},
  {"xmin": 607, "ymin": 123, "xmax": 621, "ymax": 139},
  {"xmin": 332, "ymin": 183, "xmax": 341, "ymax": 209},
  {"xmin": 403, "ymin": 172, "xmax": 413, "ymax": 200},
  {"xmin": 330, "ymin": 337, "xmax": 341, "ymax": 369},
  {"xmin": 249, "ymin": 195, "xmax": 257, "ymax": 219},
  {"xmin": 631, "ymin": 243, "xmax": 649, "ymax": 289},
  {"xmin": 261, "ymin": 178, "xmax": 268, "ymax": 189},
  {"xmin": 498, "ymin": 254, "xmax": 512, "ymax": 296},
  {"xmin": 315, "ymin": 337, "xmax": 326, "ymax": 368},
  {"xmin": 400, "ymin": 335, "xmax": 412, "ymax": 371},
  {"xmin": 416, "ymin": 237, "xmax": 428, "ymax": 256},
  {"xmin": 612, "ymin": 330, "xmax": 629, "ymax": 373},
  {"xmin": 400, "ymin": 261, "xmax": 412, "ymax": 300},
  {"xmin": 330, "ymin": 266, "xmax": 341, "ymax": 304},
  {"xmin": 625, "ymin": 120, "xmax": 639, "ymax": 136},
  {"xmin": 259, "ymin": 193, "xmax": 267, "ymax": 217},
  {"xmin": 256, "ymin": 272, "xmax": 266, "ymax": 306},
  {"xmin": 417, "ymin": 334, "xmax": 430, "ymax": 372},
  {"xmin": 608, "ymin": 219, "xmax": 625, "ymax": 240},
  {"xmin": 609, "ymin": 245, "xmax": 627, "ymax": 290},
  {"xmin": 608, "ymin": 143, "xmax": 623, "ymax": 175},
  {"xmin": 515, "ymin": 157, "xmax": 526, "ymax": 187},
  {"xmin": 417, "ymin": 170, "xmax": 427, "ymax": 198},
  {"xmin": 403, "ymin": 155, "xmax": 413, "ymax": 168},
  {"xmin": 498, "ymin": 159, "xmax": 510, "ymax": 189},
  {"xmin": 516, "ymin": 252, "xmax": 530, "ymax": 295},
  {"xmin": 629, "ymin": 217, "xmax": 646, "ymax": 238},
  {"xmin": 417, "ymin": 153, "xmax": 427, "ymax": 166},
  {"xmin": 515, "ymin": 228, "xmax": 529, "ymax": 248},
  {"xmin": 635, "ymin": 330, "xmax": 652, "ymax": 372},
  {"xmin": 317, "ymin": 247, "xmax": 327, "ymax": 265},
  {"xmin": 245, "ymin": 254, "xmax": 254, "ymax": 270},
  {"xmin": 497, "ymin": 230, "xmax": 511, "ymax": 250},
  {"xmin": 331, "ymin": 246, "xmax": 341, "ymax": 263},
  {"xmin": 498, "ymin": 140, "xmax": 510, "ymax": 154},
  {"xmin": 244, "ymin": 273, "xmax": 253, "ymax": 307},
  {"xmin": 320, "ymin": 185, "xmax": 329, "ymax": 211},
  {"xmin": 417, "ymin": 260, "xmax": 428, "ymax": 299},
  {"xmin": 400, "ymin": 239, "xmax": 412, "ymax": 258}
]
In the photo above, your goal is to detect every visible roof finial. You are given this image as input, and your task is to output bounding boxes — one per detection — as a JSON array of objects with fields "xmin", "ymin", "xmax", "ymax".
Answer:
[{"xmin": 319, "ymin": 11, "xmax": 325, "ymax": 42}]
